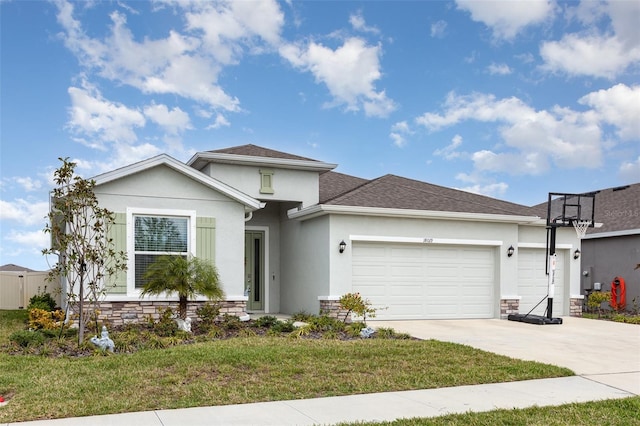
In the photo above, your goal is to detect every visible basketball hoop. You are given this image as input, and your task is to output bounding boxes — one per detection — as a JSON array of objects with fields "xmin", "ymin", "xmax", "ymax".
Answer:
[{"xmin": 572, "ymin": 220, "xmax": 591, "ymax": 239}]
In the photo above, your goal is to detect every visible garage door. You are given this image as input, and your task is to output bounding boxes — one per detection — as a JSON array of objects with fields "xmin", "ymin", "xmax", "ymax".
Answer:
[
  {"xmin": 352, "ymin": 243, "xmax": 496, "ymax": 320},
  {"xmin": 518, "ymin": 248, "xmax": 565, "ymax": 316}
]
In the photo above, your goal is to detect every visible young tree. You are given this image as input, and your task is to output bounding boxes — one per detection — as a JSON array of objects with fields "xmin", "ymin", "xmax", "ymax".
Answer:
[
  {"xmin": 140, "ymin": 255, "xmax": 224, "ymax": 320},
  {"xmin": 43, "ymin": 158, "xmax": 128, "ymax": 343}
]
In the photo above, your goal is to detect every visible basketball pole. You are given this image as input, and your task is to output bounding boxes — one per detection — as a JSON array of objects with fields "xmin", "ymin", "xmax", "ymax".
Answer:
[{"xmin": 546, "ymin": 224, "xmax": 557, "ymax": 320}]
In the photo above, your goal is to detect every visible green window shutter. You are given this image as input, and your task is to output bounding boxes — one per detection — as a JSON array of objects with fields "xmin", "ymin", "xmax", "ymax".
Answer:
[
  {"xmin": 107, "ymin": 213, "xmax": 127, "ymax": 294},
  {"xmin": 196, "ymin": 217, "xmax": 216, "ymax": 263}
]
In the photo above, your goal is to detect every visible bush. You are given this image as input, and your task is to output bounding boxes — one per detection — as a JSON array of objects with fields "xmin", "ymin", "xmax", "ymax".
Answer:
[
  {"xmin": 339, "ymin": 292, "xmax": 377, "ymax": 324},
  {"xmin": 9, "ymin": 330, "xmax": 45, "ymax": 348},
  {"xmin": 28, "ymin": 308, "xmax": 65, "ymax": 330},
  {"xmin": 27, "ymin": 291, "xmax": 57, "ymax": 312},
  {"xmin": 196, "ymin": 303, "xmax": 221, "ymax": 326},
  {"xmin": 153, "ymin": 307, "xmax": 179, "ymax": 337},
  {"xmin": 587, "ymin": 291, "xmax": 611, "ymax": 317},
  {"xmin": 253, "ymin": 315, "xmax": 279, "ymax": 328}
]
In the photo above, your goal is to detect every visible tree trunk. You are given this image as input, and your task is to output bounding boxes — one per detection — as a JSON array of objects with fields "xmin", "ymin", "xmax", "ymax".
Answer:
[{"xmin": 179, "ymin": 295, "xmax": 188, "ymax": 320}]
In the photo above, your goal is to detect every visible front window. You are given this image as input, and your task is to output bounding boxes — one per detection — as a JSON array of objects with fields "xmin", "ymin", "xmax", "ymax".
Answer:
[{"xmin": 134, "ymin": 215, "xmax": 189, "ymax": 288}]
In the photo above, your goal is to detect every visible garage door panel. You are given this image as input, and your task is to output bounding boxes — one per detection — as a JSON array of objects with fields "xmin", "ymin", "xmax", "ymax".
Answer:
[
  {"xmin": 353, "ymin": 243, "xmax": 495, "ymax": 320},
  {"xmin": 517, "ymin": 248, "xmax": 565, "ymax": 316}
]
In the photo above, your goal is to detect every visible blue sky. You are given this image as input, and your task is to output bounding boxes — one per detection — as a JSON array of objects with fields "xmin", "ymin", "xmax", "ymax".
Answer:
[{"xmin": 1, "ymin": 0, "xmax": 639, "ymax": 271}]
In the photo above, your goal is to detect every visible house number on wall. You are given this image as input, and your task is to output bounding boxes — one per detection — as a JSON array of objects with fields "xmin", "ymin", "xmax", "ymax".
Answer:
[{"xmin": 423, "ymin": 238, "xmax": 434, "ymax": 243}]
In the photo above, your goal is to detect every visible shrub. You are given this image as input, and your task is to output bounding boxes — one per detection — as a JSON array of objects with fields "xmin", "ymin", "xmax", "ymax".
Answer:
[
  {"xmin": 271, "ymin": 319, "xmax": 295, "ymax": 333},
  {"xmin": 27, "ymin": 290, "xmax": 57, "ymax": 311},
  {"xmin": 9, "ymin": 330, "xmax": 45, "ymax": 348},
  {"xmin": 153, "ymin": 307, "xmax": 178, "ymax": 337},
  {"xmin": 196, "ymin": 303, "xmax": 221, "ymax": 326},
  {"xmin": 587, "ymin": 291, "xmax": 611, "ymax": 317},
  {"xmin": 219, "ymin": 314, "xmax": 242, "ymax": 331},
  {"xmin": 339, "ymin": 292, "xmax": 377, "ymax": 324},
  {"xmin": 28, "ymin": 308, "xmax": 65, "ymax": 330},
  {"xmin": 253, "ymin": 315, "xmax": 279, "ymax": 328},
  {"xmin": 291, "ymin": 311, "xmax": 313, "ymax": 322}
]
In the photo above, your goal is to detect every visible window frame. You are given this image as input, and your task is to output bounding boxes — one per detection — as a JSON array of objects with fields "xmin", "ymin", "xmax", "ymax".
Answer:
[{"xmin": 126, "ymin": 208, "xmax": 197, "ymax": 296}]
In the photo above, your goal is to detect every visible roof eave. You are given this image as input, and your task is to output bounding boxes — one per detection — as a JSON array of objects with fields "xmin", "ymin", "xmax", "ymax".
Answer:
[
  {"xmin": 93, "ymin": 154, "xmax": 262, "ymax": 211},
  {"xmin": 187, "ymin": 152, "xmax": 337, "ymax": 172},
  {"xmin": 288, "ymin": 204, "xmax": 541, "ymax": 224}
]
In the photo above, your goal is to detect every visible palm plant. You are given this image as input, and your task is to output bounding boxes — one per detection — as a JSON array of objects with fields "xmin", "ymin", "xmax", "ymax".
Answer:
[{"xmin": 140, "ymin": 255, "xmax": 224, "ymax": 319}]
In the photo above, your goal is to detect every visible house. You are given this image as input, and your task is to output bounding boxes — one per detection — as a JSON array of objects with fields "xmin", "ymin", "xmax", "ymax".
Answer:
[
  {"xmin": 66, "ymin": 144, "xmax": 584, "ymax": 324},
  {"xmin": 579, "ymin": 183, "xmax": 640, "ymax": 309}
]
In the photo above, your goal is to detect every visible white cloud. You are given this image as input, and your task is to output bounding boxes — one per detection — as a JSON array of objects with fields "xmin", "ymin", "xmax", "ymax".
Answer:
[
  {"xmin": 455, "ymin": 0, "xmax": 554, "ymax": 40},
  {"xmin": 540, "ymin": 1, "xmax": 640, "ymax": 79},
  {"xmin": 487, "ymin": 62, "xmax": 512, "ymax": 75},
  {"xmin": 143, "ymin": 103, "xmax": 192, "ymax": 135},
  {"xmin": 9, "ymin": 177, "xmax": 42, "ymax": 192},
  {"xmin": 416, "ymin": 90, "xmax": 607, "ymax": 174},
  {"xmin": 67, "ymin": 83, "xmax": 145, "ymax": 145},
  {"xmin": 349, "ymin": 12, "xmax": 380, "ymax": 34},
  {"xmin": 6, "ymin": 229, "xmax": 50, "ymax": 250},
  {"xmin": 454, "ymin": 172, "xmax": 509, "ymax": 198},
  {"xmin": 206, "ymin": 113, "xmax": 231, "ymax": 130},
  {"xmin": 434, "ymin": 134, "xmax": 464, "ymax": 160},
  {"xmin": 280, "ymin": 38, "xmax": 396, "ymax": 117},
  {"xmin": 389, "ymin": 121, "xmax": 413, "ymax": 148},
  {"xmin": 55, "ymin": 0, "xmax": 287, "ymax": 112},
  {"xmin": 619, "ymin": 156, "xmax": 640, "ymax": 182},
  {"xmin": 431, "ymin": 20, "xmax": 447, "ymax": 38},
  {"xmin": 540, "ymin": 34, "xmax": 640, "ymax": 79},
  {"xmin": 0, "ymin": 199, "xmax": 49, "ymax": 226},
  {"xmin": 578, "ymin": 84, "xmax": 640, "ymax": 141}
]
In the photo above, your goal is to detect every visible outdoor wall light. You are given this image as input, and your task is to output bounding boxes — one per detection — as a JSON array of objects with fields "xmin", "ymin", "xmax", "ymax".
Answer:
[
  {"xmin": 574, "ymin": 249, "xmax": 581, "ymax": 260},
  {"xmin": 339, "ymin": 240, "xmax": 347, "ymax": 254},
  {"xmin": 507, "ymin": 245, "xmax": 515, "ymax": 257}
]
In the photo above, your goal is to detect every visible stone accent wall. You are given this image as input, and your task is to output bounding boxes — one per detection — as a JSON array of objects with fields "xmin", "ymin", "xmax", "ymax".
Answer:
[
  {"xmin": 75, "ymin": 300, "xmax": 247, "ymax": 327},
  {"xmin": 569, "ymin": 298, "xmax": 583, "ymax": 317},
  {"xmin": 319, "ymin": 299, "xmax": 350, "ymax": 323},
  {"xmin": 500, "ymin": 298, "xmax": 520, "ymax": 319}
]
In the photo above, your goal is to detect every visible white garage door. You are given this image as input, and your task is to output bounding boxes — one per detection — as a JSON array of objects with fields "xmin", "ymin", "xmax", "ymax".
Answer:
[
  {"xmin": 352, "ymin": 243, "xmax": 496, "ymax": 320},
  {"xmin": 518, "ymin": 248, "xmax": 565, "ymax": 316}
]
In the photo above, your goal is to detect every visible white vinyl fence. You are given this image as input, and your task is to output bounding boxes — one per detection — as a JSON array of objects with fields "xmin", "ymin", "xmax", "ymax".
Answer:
[{"xmin": 0, "ymin": 271, "xmax": 61, "ymax": 310}]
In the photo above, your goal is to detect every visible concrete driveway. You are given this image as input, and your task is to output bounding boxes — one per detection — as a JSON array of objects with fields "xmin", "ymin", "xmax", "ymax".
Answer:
[{"xmin": 371, "ymin": 317, "xmax": 640, "ymax": 395}]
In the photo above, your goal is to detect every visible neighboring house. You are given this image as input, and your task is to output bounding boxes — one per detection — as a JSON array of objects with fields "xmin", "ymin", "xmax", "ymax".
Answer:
[
  {"xmin": 580, "ymin": 183, "xmax": 640, "ymax": 309},
  {"xmin": 60, "ymin": 144, "xmax": 585, "ymax": 324}
]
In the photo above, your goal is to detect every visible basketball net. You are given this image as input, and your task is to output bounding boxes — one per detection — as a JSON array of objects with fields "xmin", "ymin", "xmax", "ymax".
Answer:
[{"xmin": 572, "ymin": 220, "xmax": 591, "ymax": 239}]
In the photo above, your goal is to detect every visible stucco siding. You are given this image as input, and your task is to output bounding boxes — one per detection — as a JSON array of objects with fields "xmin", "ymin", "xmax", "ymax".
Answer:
[
  {"xmin": 581, "ymin": 234, "xmax": 640, "ymax": 307},
  {"xmin": 280, "ymin": 214, "xmax": 330, "ymax": 315},
  {"xmin": 203, "ymin": 163, "xmax": 320, "ymax": 207},
  {"xmin": 94, "ymin": 164, "xmax": 247, "ymax": 301}
]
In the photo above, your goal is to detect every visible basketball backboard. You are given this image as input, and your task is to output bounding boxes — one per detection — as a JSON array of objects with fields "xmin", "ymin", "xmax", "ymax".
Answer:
[{"xmin": 546, "ymin": 192, "xmax": 596, "ymax": 228}]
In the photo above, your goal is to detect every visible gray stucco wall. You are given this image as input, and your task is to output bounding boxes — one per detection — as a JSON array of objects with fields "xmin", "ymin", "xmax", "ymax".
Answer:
[{"xmin": 581, "ymin": 234, "xmax": 640, "ymax": 311}]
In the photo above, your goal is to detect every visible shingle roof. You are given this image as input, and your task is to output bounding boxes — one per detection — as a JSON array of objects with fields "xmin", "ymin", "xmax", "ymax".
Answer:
[
  {"xmin": 209, "ymin": 144, "xmax": 317, "ymax": 162},
  {"xmin": 589, "ymin": 183, "xmax": 640, "ymax": 233},
  {"xmin": 319, "ymin": 171, "xmax": 369, "ymax": 204},
  {"xmin": 533, "ymin": 183, "xmax": 640, "ymax": 234},
  {"xmin": 323, "ymin": 174, "xmax": 538, "ymax": 216},
  {"xmin": 0, "ymin": 263, "xmax": 37, "ymax": 272}
]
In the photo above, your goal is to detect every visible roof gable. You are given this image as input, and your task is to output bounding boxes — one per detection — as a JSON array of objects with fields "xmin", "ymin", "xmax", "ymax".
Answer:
[{"xmin": 92, "ymin": 154, "xmax": 261, "ymax": 211}]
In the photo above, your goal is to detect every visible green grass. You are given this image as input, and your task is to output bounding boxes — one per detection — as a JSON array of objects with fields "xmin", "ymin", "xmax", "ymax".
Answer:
[
  {"xmin": 0, "ymin": 310, "xmax": 573, "ymax": 423},
  {"xmin": 339, "ymin": 396, "xmax": 640, "ymax": 425},
  {"xmin": 0, "ymin": 309, "xmax": 28, "ymax": 342}
]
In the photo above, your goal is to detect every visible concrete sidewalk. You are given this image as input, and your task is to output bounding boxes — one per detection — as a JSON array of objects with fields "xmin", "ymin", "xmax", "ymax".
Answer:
[
  {"xmin": 2, "ymin": 376, "xmax": 634, "ymax": 426},
  {"xmin": 3, "ymin": 317, "xmax": 638, "ymax": 425}
]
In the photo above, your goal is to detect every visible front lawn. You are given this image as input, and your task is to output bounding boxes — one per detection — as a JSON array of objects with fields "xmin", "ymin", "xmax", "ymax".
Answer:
[{"xmin": 0, "ymin": 310, "xmax": 573, "ymax": 423}]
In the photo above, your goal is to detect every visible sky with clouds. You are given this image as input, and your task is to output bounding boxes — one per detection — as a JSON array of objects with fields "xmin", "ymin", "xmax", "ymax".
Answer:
[{"xmin": 1, "ymin": 0, "xmax": 639, "ymax": 270}]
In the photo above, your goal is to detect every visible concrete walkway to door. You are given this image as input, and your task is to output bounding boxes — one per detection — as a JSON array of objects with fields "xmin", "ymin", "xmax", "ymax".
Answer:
[{"xmin": 372, "ymin": 316, "xmax": 640, "ymax": 395}]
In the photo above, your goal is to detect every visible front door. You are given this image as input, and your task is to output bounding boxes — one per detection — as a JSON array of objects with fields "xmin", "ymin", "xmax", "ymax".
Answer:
[{"xmin": 245, "ymin": 231, "xmax": 265, "ymax": 311}]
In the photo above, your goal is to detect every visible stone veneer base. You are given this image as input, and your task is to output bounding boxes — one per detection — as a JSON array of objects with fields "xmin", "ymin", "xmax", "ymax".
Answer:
[{"xmin": 80, "ymin": 300, "xmax": 247, "ymax": 327}]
